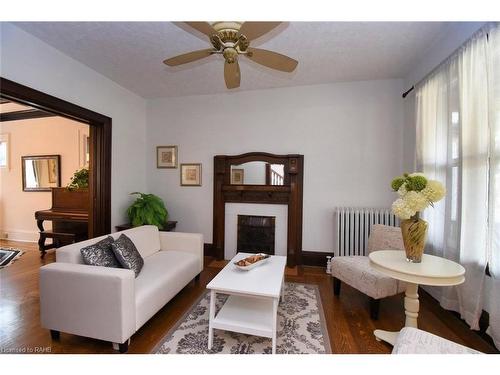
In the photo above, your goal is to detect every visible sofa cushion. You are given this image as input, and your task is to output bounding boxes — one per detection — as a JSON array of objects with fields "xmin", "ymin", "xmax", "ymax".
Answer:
[
  {"xmin": 56, "ymin": 225, "xmax": 161, "ymax": 265},
  {"xmin": 111, "ymin": 234, "xmax": 144, "ymax": 277},
  {"xmin": 80, "ymin": 236, "xmax": 121, "ymax": 268},
  {"xmin": 134, "ymin": 250, "xmax": 199, "ymax": 329},
  {"xmin": 114, "ymin": 225, "xmax": 161, "ymax": 259},
  {"xmin": 331, "ymin": 256, "xmax": 406, "ymax": 299},
  {"xmin": 56, "ymin": 234, "xmax": 110, "ymax": 264}
]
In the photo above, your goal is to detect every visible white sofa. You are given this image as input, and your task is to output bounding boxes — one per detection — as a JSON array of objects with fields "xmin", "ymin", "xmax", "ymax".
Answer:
[{"xmin": 39, "ymin": 225, "xmax": 203, "ymax": 352}]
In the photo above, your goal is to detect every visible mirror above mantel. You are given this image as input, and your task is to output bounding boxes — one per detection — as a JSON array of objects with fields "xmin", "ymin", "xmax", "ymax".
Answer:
[{"xmin": 230, "ymin": 162, "xmax": 285, "ymax": 185}]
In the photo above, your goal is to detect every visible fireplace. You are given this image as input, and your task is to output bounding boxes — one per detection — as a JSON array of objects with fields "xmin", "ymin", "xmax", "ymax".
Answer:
[
  {"xmin": 237, "ymin": 215, "xmax": 275, "ymax": 255},
  {"xmin": 213, "ymin": 152, "xmax": 304, "ymax": 267}
]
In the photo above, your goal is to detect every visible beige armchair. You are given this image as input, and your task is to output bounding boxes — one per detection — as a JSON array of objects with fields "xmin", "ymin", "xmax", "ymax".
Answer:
[{"xmin": 331, "ymin": 224, "xmax": 405, "ymax": 319}]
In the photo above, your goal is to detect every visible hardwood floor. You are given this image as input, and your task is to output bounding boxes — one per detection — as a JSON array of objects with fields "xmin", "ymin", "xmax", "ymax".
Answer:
[{"xmin": 0, "ymin": 239, "xmax": 497, "ymax": 354}]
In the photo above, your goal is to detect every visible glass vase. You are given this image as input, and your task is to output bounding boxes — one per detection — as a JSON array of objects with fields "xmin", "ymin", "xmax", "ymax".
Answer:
[{"xmin": 400, "ymin": 214, "xmax": 428, "ymax": 263}]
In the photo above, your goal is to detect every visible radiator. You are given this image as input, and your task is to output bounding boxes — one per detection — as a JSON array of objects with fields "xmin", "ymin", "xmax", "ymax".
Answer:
[{"xmin": 334, "ymin": 207, "xmax": 399, "ymax": 257}]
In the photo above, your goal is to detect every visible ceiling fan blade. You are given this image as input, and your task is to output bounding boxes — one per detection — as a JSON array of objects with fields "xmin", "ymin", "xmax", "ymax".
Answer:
[
  {"xmin": 184, "ymin": 22, "xmax": 217, "ymax": 38},
  {"xmin": 163, "ymin": 49, "xmax": 214, "ymax": 66},
  {"xmin": 238, "ymin": 22, "xmax": 282, "ymax": 41},
  {"xmin": 224, "ymin": 59, "xmax": 241, "ymax": 89},
  {"xmin": 246, "ymin": 47, "xmax": 298, "ymax": 72}
]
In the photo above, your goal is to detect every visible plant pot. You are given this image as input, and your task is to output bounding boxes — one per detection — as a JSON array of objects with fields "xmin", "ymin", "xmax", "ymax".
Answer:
[{"xmin": 400, "ymin": 216, "xmax": 428, "ymax": 263}]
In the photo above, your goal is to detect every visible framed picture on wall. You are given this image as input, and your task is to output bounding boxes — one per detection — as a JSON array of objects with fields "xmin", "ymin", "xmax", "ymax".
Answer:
[
  {"xmin": 157, "ymin": 145, "xmax": 178, "ymax": 168},
  {"xmin": 180, "ymin": 163, "xmax": 202, "ymax": 186},
  {"xmin": 231, "ymin": 168, "xmax": 244, "ymax": 184}
]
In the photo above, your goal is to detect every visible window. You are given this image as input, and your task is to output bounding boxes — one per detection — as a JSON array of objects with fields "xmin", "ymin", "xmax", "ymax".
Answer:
[{"xmin": 0, "ymin": 133, "xmax": 9, "ymax": 169}]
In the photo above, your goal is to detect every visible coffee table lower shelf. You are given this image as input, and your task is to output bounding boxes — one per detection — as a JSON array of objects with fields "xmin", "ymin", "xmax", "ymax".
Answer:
[
  {"xmin": 212, "ymin": 295, "xmax": 274, "ymax": 338},
  {"xmin": 208, "ymin": 293, "xmax": 280, "ymax": 353}
]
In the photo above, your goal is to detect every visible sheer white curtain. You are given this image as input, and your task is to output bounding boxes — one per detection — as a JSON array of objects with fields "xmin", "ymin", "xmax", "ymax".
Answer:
[
  {"xmin": 416, "ymin": 27, "xmax": 492, "ymax": 333},
  {"xmin": 416, "ymin": 58, "xmax": 464, "ymax": 312},
  {"xmin": 456, "ymin": 29, "xmax": 490, "ymax": 328},
  {"xmin": 486, "ymin": 23, "xmax": 500, "ymax": 349}
]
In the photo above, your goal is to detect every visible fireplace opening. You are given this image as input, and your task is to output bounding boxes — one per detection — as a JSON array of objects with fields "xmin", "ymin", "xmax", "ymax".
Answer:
[{"xmin": 237, "ymin": 215, "xmax": 275, "ymax": 255}]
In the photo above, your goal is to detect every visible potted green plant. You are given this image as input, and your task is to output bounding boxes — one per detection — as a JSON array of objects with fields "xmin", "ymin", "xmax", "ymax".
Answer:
[
  {"xmin": 127, "ymin": 192, "xmax": 168, "ymax": 229},
  {"xmin": 67, "ymin": 167, "xmax": 89, "ymax": 190},
  {"xmin": 49, "ymin": 167, "xmax": 90, "ymax": 215}
]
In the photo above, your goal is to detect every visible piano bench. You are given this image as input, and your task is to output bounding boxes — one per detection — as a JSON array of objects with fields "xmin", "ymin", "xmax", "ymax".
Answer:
[{"xmin": 39, "ymin": 231, "xmax": 78, "ymax": 257}]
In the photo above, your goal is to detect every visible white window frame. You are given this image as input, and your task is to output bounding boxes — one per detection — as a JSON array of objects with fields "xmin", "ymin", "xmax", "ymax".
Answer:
[{"xmin": 0, "ymin": 133, "xmax": 10, "ymax": 170}]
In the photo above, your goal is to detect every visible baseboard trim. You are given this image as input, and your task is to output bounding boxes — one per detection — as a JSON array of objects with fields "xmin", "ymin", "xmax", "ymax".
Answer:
[
  {"xmin": 203, "ymin": 244, "xmax": 331, "ymax": 267},
  {"xmin": 301, "ymin": 251, "xmax": 333, "ymax": 267},
  {"xmin": 204, "ymin": 243, "xmax": 214, "ymax": 257},
  {"xmin": 0, "ymin": 229, "xmax": 38, "ymax": 243}
]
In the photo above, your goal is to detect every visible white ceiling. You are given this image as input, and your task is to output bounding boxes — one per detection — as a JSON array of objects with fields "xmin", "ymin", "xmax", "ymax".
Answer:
[{"xmin": 14, "ymin": 22, "xmax": 455, "ymax": 98}]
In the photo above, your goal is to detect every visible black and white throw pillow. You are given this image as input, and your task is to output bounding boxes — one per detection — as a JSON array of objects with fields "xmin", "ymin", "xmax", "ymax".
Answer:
[
  {"xmin": 111, "ymin": 234, "xmax": 144, "ymax": 277},
  {"xmin": 80, "ymin": 236, "xmax": 121, "ymax": 268}
]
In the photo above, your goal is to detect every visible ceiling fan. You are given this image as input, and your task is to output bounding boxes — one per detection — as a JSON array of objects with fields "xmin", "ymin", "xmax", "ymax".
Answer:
[{"xmin": 163, "ymin": 22, "xmax": 298, "ymax": 89}]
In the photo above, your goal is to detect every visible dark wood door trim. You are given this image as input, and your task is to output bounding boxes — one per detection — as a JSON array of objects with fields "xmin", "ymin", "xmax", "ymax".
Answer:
[
  {"xmin": 0, "ymin": 77, "xmax": 112, "ymax": 238},
  {"xmin": 213, "ymin": 152, "xmax": 304, "ymax": 267},
  {"xmin": 0, "ymin": 109, "xmax": 56, "ymax": 122}
]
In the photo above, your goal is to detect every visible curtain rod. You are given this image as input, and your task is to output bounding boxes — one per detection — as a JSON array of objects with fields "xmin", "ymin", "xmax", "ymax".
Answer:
[
  {"xmin": 402, "ymin": 86, "xmax": 414, "ymax": 98},
  {"xmin": 401, "ymin": 26, "xmax": 491, "ymax": 99}
]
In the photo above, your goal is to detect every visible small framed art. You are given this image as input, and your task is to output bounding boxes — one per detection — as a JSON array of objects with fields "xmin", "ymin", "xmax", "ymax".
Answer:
[
  {"xmin": 231, "ymin": 168, "xmax": 244, "ymax": 184},
  {"xmin": 180, "ymin": 163, "xmax": 202, "ymax": 186},
  {"xmin": 157, "ymin": 146, "xmax": 178, "ymax": 168}
]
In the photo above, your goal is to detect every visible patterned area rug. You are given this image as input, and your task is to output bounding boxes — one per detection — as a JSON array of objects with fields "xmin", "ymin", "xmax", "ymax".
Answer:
[
  {"xmin": 0, "ymin": 247, "xmax": 23, "ymax": 269},
  {"xmin": 153, "ymin": 282, "xmax": 331, "ymax": 354}
]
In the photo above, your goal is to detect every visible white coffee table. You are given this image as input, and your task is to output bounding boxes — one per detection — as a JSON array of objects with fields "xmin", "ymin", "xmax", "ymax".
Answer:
[
  {"xmin": 369, "ymin": 250, "xmax": 465, "ymax": 345},
  {"xmin": 206, "ymin": 252, "xmax": 286, "ymax": 354}
]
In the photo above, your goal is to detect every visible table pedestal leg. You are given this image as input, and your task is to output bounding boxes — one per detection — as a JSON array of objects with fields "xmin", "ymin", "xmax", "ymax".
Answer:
[
  {"xmin": 373, "ymin": 282, "xmax": 419, "ymax": 346},
  {"xmin": 404, "ymin": 282, "xmax": 419, "ymax": 328},
  {"xmin": 208, "ymin": 290, "xmax": 215, "ymax": 350}
]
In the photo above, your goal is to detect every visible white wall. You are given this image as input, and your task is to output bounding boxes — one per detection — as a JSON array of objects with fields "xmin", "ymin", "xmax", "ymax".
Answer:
[
  {"xmin": 147, "ymin": 79, "xmax": 405, "ymax": 253},
  {"xmin": 0, "ymin": 23, "xmax": 148, "ymax": 229},
  {"xmin": 0, "ymin": 117, "xmax": 88, "ymax": 241}
]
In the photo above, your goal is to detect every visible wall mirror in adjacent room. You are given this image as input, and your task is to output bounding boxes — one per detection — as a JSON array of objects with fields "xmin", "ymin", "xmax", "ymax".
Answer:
[
  {"xmin": 21, "ymin": 154, "xmax": 61, "ymax": 191},
  {"xmin": 230, "ymin": 162, "xmax": 285, "ymax": 185}
]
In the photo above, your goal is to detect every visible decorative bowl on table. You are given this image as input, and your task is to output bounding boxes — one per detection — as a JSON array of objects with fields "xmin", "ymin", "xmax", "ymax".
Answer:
[{"xmin": 233, "ymin": 253, "xmax": 270, "ymax": 271}]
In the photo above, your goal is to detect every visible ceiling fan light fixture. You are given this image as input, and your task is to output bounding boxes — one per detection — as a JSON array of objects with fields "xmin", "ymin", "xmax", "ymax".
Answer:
[
  {"xmin": 164, "ymin": 21, "xmax": 298, "ymax": 89},
  {"xmin": 223, "ymin": 48, "xmax": 238, "ymax": 63},
  {"xmin": 210, "ymin": 22, "xmax": 243, "ymax": 33}
]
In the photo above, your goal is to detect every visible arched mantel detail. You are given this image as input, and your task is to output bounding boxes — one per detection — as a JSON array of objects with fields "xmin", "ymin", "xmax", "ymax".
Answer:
[{"xmin": 212, "ymin": 152, "xmax": 304, "ymax": 267}]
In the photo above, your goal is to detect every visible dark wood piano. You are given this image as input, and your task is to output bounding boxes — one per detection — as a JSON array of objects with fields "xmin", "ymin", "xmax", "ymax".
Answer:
[{"xmin": 35, "ymin": 187, "xmax": 89, "ymax": 257}]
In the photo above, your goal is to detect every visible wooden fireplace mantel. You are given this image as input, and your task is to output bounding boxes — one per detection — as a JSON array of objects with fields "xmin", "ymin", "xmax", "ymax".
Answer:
[{"xmin": 212, "ymin": 152, "xmax": 304, "ymax": 267}]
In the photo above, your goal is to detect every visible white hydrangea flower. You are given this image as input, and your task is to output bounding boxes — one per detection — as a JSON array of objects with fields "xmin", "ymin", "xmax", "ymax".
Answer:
[
  {"xmin": 409, "ymin": 172, "xmax": 426, "ymax": 177},
  {"xmin": 392, "ymin": 198, "xmax": 415, "ymax": 220},
  {"xmin": 403, "ymin": 190, "xmax": 430, "ymax": 212},
  {"xmin": 421, "ymin": 180, "xmax": 446, "ymax": 202},
  {"xmin": 397, "ymin": 184, "xmax": 407, "ymax": 197}
]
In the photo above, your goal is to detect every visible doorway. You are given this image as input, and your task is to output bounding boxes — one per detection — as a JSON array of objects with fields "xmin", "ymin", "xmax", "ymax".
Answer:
[{"xmin": 0, "ymin": 77, "xmax": 112, "ymax": 238}]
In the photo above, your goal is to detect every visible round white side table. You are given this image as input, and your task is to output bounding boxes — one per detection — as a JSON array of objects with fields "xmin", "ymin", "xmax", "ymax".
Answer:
[{"xmin": 369, "ymin": 250, "xmax": 465, "ymax": 345}]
